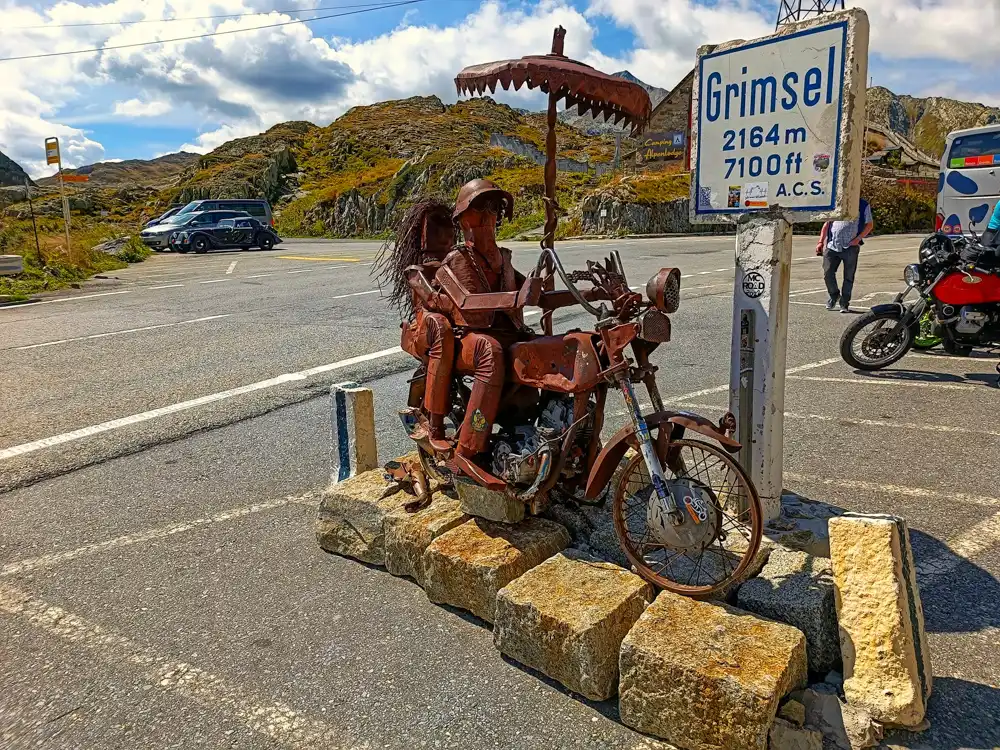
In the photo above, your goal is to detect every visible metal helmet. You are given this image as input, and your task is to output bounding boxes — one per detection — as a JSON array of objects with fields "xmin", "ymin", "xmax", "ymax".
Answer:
[{"xmin": 453, "ymin": 179, "xmax": 514, "ymax": 222}]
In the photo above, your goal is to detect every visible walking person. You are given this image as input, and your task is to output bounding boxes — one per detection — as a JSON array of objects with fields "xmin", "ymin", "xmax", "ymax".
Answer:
[{"xmin": 816, "ymin": 196, "xmax": 874, "ymax": 312}]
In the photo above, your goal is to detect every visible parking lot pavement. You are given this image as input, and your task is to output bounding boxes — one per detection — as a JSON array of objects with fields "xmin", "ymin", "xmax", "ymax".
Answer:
[{"xmin": 2, "ymin": 233, "xmax": 999, "ymax": 749}]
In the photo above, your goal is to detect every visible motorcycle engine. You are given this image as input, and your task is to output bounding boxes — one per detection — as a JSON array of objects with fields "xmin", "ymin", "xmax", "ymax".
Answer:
[
  {"xmin": 491, "ymin": 396, "xmax": 578, "ymax": 486},
  {"xmin": 955, "ymin": 307, "xmax": 990, "ymax": 334}
]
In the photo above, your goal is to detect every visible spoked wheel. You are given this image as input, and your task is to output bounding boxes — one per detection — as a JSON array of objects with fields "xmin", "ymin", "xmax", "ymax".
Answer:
[
  {"xmin": 612, "ymin": 439, "xmax": 763, "ymax": 598},
  {"xmin": 840, "ymin": 310, "xmax": 914, "ymax": 370}
]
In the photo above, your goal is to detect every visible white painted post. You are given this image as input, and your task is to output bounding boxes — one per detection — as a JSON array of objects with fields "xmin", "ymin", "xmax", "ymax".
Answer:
[
  {"xmin": 729, "ymin": 212, "xmax": 793, "ymax": 520},
  {"xmin": 330, "ymin": 382, "xmax": 378, "ymax": 482}
]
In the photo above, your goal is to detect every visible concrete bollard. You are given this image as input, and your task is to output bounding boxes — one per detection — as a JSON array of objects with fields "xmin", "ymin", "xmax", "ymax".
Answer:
[
  {"xmin": 330, "ymin": 382, "xmax": 378, "ymax": 482},
  {"xmin": 0, "ymin": 255, "xmax": 24, "ymax": 276}
]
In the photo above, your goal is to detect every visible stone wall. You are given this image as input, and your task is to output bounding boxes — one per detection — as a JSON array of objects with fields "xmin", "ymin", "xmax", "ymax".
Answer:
[
  {"xmin": 488, "ymin": 134, "xmax": 592, "ymax": 174},
  {"xmin": 580, "ymin": 195, "xmax": 733, "ymax": 236}
]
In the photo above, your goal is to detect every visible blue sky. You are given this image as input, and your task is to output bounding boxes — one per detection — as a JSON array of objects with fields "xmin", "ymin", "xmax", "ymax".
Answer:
[{"xmin": 0, "ymin": 0, "xmax": 995, "ymax": 175}]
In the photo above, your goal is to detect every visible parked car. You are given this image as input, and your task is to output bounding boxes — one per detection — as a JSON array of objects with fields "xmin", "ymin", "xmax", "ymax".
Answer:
[
  {"xmin": 171, "ymin": 198, "xmax": 273, "ymax": 227},
  {"xmin": 140, "ymin": 210, "xmax": 249, "ymax": 251},
  {"xmin": 174, "ymin": 217, "xmax": 282, "ymax": 254},
  {"xmin": 144, "ymin": 204, "xmax": 186, "ymax": 228}
]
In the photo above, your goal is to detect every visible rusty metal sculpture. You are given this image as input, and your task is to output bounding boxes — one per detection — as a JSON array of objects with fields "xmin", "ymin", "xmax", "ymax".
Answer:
[{"xmin": 388, "ymin": 29, "xmax": 763, "ymax": 597}]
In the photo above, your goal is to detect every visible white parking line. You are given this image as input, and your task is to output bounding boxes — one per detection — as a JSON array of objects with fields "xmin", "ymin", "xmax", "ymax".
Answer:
[
  {"xmin": 14, "ymin": 315, "xmax": 232, "ymax": 351},
  {"xmin": 670, "ymin": 357, "xmax": 842, "ymax": 402},
  {"xmin": 331, "ymin": 290, "xmax": 380, "ymax": 300},
  {"xmin": 149, "ymin": 284, "xmax": 184, "ymax": 290},
  {"xmin": 199, "ymin": 279, "xmax": 232, "ymax": 285},
  {"xmin": 0, "ymin": 583, "xmax": 342, "ymax": 748},
  {"xmin": 784, "ymin": 473, "xmax": 1000, "ymax": 508},
  {"xmin": 226, "ymin": 261, "xmax": 238, "ymax": 275},
  {"xmin": 787, "ymin": 375, "xmax": 980, "ymax": 391},
  {"xmin": 246, "ymin": 273, "xmax": 274, "ymax": 279},
  {"xmin": 0, "ymin": 346, "xmax": 403, "ymax": 461},
  {"xmin": 0, "ymin": 290, "xmax": 130, "ymax": 311},
  {"xmin": 287, "ymin": 269, "xmax": 314, "ymax": 274}
]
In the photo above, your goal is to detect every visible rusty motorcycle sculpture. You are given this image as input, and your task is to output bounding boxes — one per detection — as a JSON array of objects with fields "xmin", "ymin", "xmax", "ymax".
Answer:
[{"xmin": 392, "ymin": 28, "xmax": 763, "ymax": 597}]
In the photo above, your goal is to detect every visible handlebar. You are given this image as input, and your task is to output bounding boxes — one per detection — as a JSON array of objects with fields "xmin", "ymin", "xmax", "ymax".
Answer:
[{"xmin": 534, "ymin": 244, "xmax": 633, "ymax": 321}]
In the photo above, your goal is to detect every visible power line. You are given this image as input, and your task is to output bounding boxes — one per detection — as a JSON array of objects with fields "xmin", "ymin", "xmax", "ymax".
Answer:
[
  {"xmin": 8, "ymin": 0, "xmax": 391, "ymax": 30},
  {"xmin": 0, "ymin": 0, "xmax": 426, "ymax": 62}
]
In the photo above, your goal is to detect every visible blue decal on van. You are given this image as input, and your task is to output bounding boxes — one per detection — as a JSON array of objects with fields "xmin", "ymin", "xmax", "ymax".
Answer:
[
  {"xmin": 969, "ymin": 203, "xmax": 990, "ymax": 225},
  {"xmin": 946, "ymin": 170, "xmax": 980, "ymax": 195},
  {"xmin": 937, "ymin": 172, "xmax": 945, "ymax": 194}
]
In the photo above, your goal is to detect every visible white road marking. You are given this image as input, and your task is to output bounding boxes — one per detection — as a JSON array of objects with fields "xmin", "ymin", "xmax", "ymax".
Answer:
[
  {"xmin": 790, "ymin": 301, "xmax": 829, "ymax": 307},
  {"xmin": 673, "ymin": 402, "xmax": 1000, "ymax": 439},
  {"xmin": 246, "ymin": 273, "xmax": 274, "ymax": 279},
  {"xmin": 14, "ymin": 315, "xmax": 232, "ymax": 350},
  {"xmin": 199, "ymin": 279, "xmax": 232, "ymax": 285},
  {"xmin": 787, "ymin": 287, "xmax": 829, "ymax": 297},
  {"xmin": 0, "ymin": 346, "xmax": 403, "ymax": 461},
  {"xmin": 784, "ymin": 473, "xmax": 1000, "ymax": 508},
  {"xmin": 787, "ymin": 375, "xmax": 980, "ymax": 391},
  {"xmin": 331, "ymin": 290, "xmax": 379, "ymax": 300},
  {"xmin": 918, "ymin": 510, "xmax": 1000, "ymax": 587},
  {"xmin": 0, "ymin": 290, "xmax": 129, "ymax": 311},
  {"xmin": 670, "ymin": 357, "xmax": 842, "ymax": 402},
  {"xmin": 287, "ymin": 269, "xmax": 314, "ymax": 274},
  {"xmin": 149, "ymin": 284, "xmax": 184, "ymax": 290},
  {"xmin": 0, "ymin": 583, "xmax": 343, "ymax": 749},
  {"xmin": 0, "ymin": 494, "xmax": 314, "ymax": 577},
  {"xmin": 226, "ymin": 261, "xmax": 238, "ymax": 275}
]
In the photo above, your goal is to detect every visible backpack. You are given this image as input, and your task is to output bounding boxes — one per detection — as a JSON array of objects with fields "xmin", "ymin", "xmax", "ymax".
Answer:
[{"xmin": 856, "ymin": 199, "xmax": 870, "ymax": 247}]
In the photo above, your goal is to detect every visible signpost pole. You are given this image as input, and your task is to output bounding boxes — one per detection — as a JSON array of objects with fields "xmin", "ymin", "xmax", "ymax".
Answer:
[
  {"xmin": 44, "ymin": 137, "xmax": 71, "ymax": 254},
  {"xmin": 730, "ymin": 211, "xmax": 793, "ymax": 520},
  {"xmin": 24, "ymin": 177, "xmax": 42, "ymax": 266}
]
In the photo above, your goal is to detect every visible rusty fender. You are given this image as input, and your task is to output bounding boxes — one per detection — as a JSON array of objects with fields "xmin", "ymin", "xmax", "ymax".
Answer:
[{"xmin": 583, "ymin": 411, "xmax": 742, "ymax": 500}]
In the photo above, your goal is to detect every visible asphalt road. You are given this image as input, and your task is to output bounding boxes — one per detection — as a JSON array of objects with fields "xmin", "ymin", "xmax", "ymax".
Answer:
[{"xmin": 1, "ymin": 234, "xmax": 998, "ymax": 749}]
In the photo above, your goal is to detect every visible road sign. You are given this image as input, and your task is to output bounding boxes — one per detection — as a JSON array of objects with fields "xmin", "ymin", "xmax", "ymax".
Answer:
[
  {"xmin": 685, "ymin": 9, "xmax": 869, "ymax": 520},
  {"xmin": 44, "ymin": 137, "xmax": 60, "ymax": 166},
  {"xmin": 639, "ymin": 131, "xmax": 686, "ymax": 162},
  {"xmin": 690, "ymin": 9, "xmax": 869, "ymax": 222}
]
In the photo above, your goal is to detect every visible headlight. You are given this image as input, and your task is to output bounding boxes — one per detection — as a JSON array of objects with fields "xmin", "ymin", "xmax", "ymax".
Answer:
[
  {"xmin": 903, "ymin": 263, "xmax": 921, "ymax": 287},
  {"xmin": 646, "ymin": 268, "xmax": 681, "ymax": 313}
]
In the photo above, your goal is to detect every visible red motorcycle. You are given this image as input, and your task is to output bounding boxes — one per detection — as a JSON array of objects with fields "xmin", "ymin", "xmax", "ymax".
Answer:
[
  {"xmin": 400, "ymin": 247, "xmax": 764, "ymax": 598},
  {"xmin": 841, "ymin": 231, "xmax": 1000, "ymax": 379}
]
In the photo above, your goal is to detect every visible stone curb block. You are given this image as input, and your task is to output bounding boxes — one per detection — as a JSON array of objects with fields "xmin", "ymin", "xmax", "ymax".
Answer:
[
  {"xmin": 384, "ymin": 499, "xmax": 469, "ymax": 587},
  {"xmin": 494, "ymin": 549, "xmax": 653, "ymax": 701},
  {"xmin": 736, "ymin": 548, "xmax": 840, "ymax": 674},
  {"xmin": 315, "ymin": 459, "xmax": 415, "ymax": 566},
  {"xmin": 455, "ymin": 480, "xmax": 526, "ymax": 524},
  {"xmin": 423, "ymin": 517, "xmax": 571, "ymax": 624},
  {"xmin": 619, "ymin": 591, "xmax": 807, "ymax": 750},
  {"xmin": 829, "ymin": 513, "xmax": 932, "ymax": 728}
]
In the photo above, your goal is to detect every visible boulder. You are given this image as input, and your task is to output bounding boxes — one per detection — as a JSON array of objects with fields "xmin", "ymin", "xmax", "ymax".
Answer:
[
  {"xmin": 737, "ymin": 548, "xmax": 840, "ymax": 673},
  {"xmin": 455, "ymin": 479, "xmax": 525, "ymax": 524},
  {"xmin": 769, "ymin": 718, "xmax": 823, "ymax": 750},
  {"xmin": 828, "ymin": 514, "xmax": 932, "ymax": 728},
  {"xmin": 384, "ymin": 499, "xmax": 468, "ymax": 587},
  {"xmin": 493, "ymin": 550, "xmax": 652, "ymax": 701},
  {"xmin": 618, "ymin": 591, "xmax": 807, "ymax": 750},
  {"xmin": 795, "ymin": 684, "xmax": 883, "ymax": 750},
  {"xmin": 779, "ymin": 698, "xmax": 807, "ymax": 726},
  {"xmin": 315, "ymin": 467, "xmax": 410, "ymax": 566},
  {"xmin": 423, "ymin": 517, "xmax": 571, "ymax": 623}
]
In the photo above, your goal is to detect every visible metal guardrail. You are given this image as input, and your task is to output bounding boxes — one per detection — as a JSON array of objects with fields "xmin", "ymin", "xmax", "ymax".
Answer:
[{"xmin": 0, "ymin": 255, "xmax": 24, "ymax": 276}]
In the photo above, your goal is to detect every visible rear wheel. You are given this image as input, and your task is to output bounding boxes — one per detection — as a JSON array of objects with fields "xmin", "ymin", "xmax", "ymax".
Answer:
[
  {"xmin": 612, "ymin": 439, "xmax": 763, "ymax": 598},
  {"xmin": 192, "ymin": 236, "xmax": 209, "ymax": 254},
  {"xmin": 840, "ymin": 310, "xmax": 913, "ymax": 370}
]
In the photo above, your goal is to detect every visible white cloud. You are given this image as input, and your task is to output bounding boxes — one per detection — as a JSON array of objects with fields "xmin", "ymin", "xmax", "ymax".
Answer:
[{"xmin": 113, "ymin": 98, "xmax": 171, "ymax": 117}]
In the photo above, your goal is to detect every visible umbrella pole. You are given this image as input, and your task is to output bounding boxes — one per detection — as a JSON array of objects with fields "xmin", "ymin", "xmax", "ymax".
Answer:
[{"xmin": 543, "ymin": 89, "xmax": 558, "ymax": 252}]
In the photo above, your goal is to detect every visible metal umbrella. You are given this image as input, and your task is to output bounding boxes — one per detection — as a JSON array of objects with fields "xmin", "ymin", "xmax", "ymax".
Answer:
[{"xmin": 455, "ymin": 26, "xmax": 652, "ymax": 251}]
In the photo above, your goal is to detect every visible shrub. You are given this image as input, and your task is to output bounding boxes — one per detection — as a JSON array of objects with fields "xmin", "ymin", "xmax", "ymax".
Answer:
[{"xmin": 116, "ymin": 236, "xmax": 151, "ymax": 263}]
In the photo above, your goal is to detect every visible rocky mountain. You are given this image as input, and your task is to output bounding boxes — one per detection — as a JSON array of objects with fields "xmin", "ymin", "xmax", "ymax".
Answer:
[
  {"xmin": 866, "ymin": 86, "xmax": 1000, "ymax": 159},
  {"xmin": 166, "ymin": 95, "xmax": 622, "ymax": 238},
  {"xmin": 0, "ymin": 150, "xmax": 33, "ymax": 188},
  {"xmin": 558, "ymin": 70, "xmax": 669, "ymax": 136},
  {"xmin": 37, "ymin": 152, "xmax": 200, "ymax": 189}
]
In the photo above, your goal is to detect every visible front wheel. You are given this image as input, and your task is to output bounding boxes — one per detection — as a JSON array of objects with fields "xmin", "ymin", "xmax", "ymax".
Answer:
[
  {"xmin": 259, "ymin": 235, "xmax": 275, "ymax": 251},
  {"xmin": 192, "ymin": 237, "xmax": 209, "ymax": 254},
  {"xmin": 612, "ymin": 439, "xmax": 763, "ymax": 598},
  {"xmin": 840, "ymin": 310, "xmax": 913, "ymax": 370}
]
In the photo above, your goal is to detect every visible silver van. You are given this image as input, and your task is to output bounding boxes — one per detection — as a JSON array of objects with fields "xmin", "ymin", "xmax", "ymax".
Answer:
[{"xmin": 173, "ymin": 199, "xmax": 273, "ymax": 226}]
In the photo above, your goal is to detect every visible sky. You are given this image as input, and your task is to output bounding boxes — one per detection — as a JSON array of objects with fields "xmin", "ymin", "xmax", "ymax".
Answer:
[{"xmin": 0, "ymin": 0, "xmax": 996, "ymax": 178}]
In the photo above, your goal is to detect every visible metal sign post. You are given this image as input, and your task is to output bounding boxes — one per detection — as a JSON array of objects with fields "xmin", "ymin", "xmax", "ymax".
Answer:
[
  {"xmin": 44, "ymin": 137, "xmax": 71, "ymax": 254},
  {"xmin": 689, "ymin": 9, "xmax": 869, "ymax": 519}
]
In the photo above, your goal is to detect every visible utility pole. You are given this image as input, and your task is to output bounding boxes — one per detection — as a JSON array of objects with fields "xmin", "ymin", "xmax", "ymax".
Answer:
[
  {"xmin": 44, "ymin": 137, "xmax": 71, "ymax": 254},
  {"xmin": 776, "ymin": 0, "xmax": 845, "ymax": 28},
  {"xmin": 24, "ymin": 176, "xmax": 41, "ymax": 265}
]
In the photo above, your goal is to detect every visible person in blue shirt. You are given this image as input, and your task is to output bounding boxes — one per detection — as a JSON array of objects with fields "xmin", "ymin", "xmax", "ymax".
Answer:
[
  {"xmin": 815, "ymin": 197, "xmax": 874, "ymax": 312},
  {"xmin": 983, "ymin": 201, "xmax": 1000, "ymax": 247}
]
